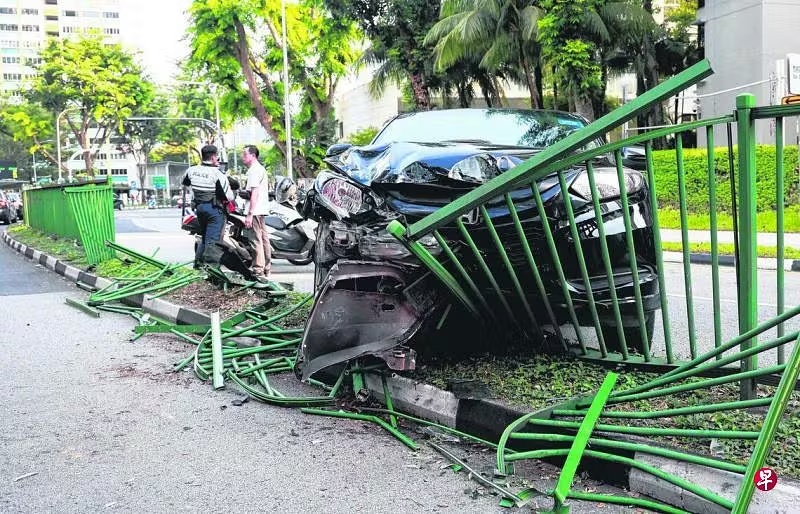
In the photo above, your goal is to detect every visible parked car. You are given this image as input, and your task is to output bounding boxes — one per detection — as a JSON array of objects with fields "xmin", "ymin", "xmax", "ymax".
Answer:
[
  {"xmin": 299, "ymin": 108, "xmax": 658, "ymax": 379},
  {"xmin": 0, "ymin": 191, "xmax": 19, "ymax": 224},
  {"xmin": 113, "ymin": 194, "xmax": 124, "ymax": 210},
  {"xmin": 5, "ymin": 191, "xmax": 23, "ymax": 220}
]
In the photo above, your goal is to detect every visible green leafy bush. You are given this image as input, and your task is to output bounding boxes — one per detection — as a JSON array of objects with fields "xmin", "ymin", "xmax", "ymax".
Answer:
[
  {"xmin": 650, "ymin": 145, "xmax": 799, "ymax": 213},
  {"xmin": 346, "ymin": 127, "xmax": 379, "ymax": 146}
]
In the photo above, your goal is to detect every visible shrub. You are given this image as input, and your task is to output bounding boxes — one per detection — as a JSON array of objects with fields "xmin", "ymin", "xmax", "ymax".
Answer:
[{"xmin": 650, "ymin": 145, "xmax": 799, "ymax": 213}]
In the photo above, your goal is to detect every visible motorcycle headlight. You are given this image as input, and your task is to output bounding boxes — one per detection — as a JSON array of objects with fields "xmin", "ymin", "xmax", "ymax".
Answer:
[
  {"xmin": 448, "ymin": 155, "xmax": 500, "ymax": 184},
  {"xmin": 319, "ymin": 178, "xmax": 364, "ymax": 219},
  {"xmin": 569, "ymin": 169, "xmax": 645, "ymax": 200}
]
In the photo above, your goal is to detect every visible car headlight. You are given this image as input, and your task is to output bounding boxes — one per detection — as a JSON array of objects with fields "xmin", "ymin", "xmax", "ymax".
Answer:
[
  {"xmin": 569, "ymin": 169, "xmax": 645, "ymax": 200},
  {"xmin": 320, "ymin": 177, "xmax": 363, "ymax": 218},
  {"xmin": 448, "ymin": 155, "xmax": 500, "ymax": 184}
]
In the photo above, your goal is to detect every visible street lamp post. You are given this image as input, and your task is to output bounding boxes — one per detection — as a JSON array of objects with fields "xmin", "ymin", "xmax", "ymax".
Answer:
[
  {"xmin": 281, "ymin": 0, "xmax": 293, "ymax": 180},
  {"xmin": 56, "ymin": 106, "xmax": 81, "ymax": 183}
]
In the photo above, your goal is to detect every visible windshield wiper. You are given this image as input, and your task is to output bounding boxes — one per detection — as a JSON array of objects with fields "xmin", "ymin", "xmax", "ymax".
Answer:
[{"xmin": 440, "ymin": 139, "xmax": 494, "ymax": 145}]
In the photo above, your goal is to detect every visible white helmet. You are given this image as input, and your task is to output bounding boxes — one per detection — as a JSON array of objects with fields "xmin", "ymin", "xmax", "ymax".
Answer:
[{"xmin": 274, "ymin": 176, "xmax": 297, "ymax": 204}]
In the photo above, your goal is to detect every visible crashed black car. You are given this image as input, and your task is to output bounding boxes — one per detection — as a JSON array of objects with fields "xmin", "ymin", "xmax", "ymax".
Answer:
[{"xmin": 298, "ymin": 109, "xmax": 659, "ymax": 380}]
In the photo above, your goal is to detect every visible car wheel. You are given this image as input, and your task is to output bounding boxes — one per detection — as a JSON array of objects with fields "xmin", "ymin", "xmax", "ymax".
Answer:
[{"xmin": 600, "ymin": 313, "xmax": 655, "ymax": 356}]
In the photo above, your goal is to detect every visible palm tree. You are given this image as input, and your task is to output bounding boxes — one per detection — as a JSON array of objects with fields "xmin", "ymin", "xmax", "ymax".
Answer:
[{"xmin": 425, "ymin": 0, "xmax": 544, "ymax": 108}]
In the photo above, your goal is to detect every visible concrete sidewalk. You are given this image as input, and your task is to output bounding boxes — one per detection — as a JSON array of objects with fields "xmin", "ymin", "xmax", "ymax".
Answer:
[{"xmin": 660, "ymin": 228, "xmax": 800, "ymax": 248}]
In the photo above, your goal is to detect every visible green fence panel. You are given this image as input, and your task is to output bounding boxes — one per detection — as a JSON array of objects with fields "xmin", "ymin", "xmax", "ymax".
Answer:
[{"xmin": 22, "ymin": 180, "xmax": 116, "ymax": 264}]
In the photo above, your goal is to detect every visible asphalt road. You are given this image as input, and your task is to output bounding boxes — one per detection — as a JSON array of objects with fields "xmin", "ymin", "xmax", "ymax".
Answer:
[{"xmin": 1, "ymin": 228, "xmax": 635, "ymax": 513}]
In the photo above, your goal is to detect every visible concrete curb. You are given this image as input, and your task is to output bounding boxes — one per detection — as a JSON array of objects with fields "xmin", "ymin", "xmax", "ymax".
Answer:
[
  {"xmin": 1, "ymin": 230, "xmax": 210, "ymax": 326},
  {"xmin": 365, "ymin": 373, "xmax": 798, "ymax": 513},
  {"xmin": 662, "ymin": 250, "xmax": 800, "ymax": 271}
]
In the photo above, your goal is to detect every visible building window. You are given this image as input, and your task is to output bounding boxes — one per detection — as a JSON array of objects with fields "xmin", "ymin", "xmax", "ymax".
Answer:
[
  {"xmin": 22, "ymin": 40, "xmax": 40, "ymax": 48},
  {"xmin": 103, "ymin": 12, "xmax": 120, "ymax": 19},
  {"xmin": 103, "ymin": 28, "xmax": 120, "ymax": 35},
  {"xmin": 110, "ymin": 168, "xmax": 127, "ymax": 176},
  {"xmin": 698, "ymin": 0, "xmax": 705, "ymax": 7},
  {"xmin": 63, "ymin": 10, "xmax": 76, "ymax": 17},
  {"xmin": 0, "ymin": 40, "xmax": 19, "ymax": 48},
  {"xmin": 0, "ymin": 7, "xmax": 17, "ymax": 15},
  {"xmin": 83, "ymin": 11, "xmax": 99, "ymax": 18},
  {"xmin": 0, "ymin": 24, "xmax": 19, "ymax": 32},
  {"xmin": 697, "ymin": 22, "xmax": 705, "ymax": 60},
  {"xmin": 21, "ymin": 25, "xmax": 40, "ymax": 32},
  {"xmin": 21, "ymin": 8, "xmax": 39, "ymax": 16},
  {"xmin": 1, "ymin": 56, "xmax": 20, "ymax": 64},
  {"xmin": 45, "ymin": 0, "xmax": 58, "ymax": 5},
  {"xmin": 45, "ymin": 15, "xmax": 58, "ymax": 21},
  {"xmin": 25, "ymin": 57, "xmax": 42, "ymax": 66},
  {"xmin": 2, "ymin": 73, "xmax": 22, "ymax": 81}
]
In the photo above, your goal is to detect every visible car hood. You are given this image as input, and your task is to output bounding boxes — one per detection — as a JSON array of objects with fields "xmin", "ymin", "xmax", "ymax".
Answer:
[{"xmin": 324, "ymin": 141, "xmax": 538, "ymax": 187}]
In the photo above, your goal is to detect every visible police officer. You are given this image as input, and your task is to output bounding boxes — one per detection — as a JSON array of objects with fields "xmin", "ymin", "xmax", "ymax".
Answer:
[{"xmin": 181, "ymin": 145, "xmax": 235, "ymax": 268}]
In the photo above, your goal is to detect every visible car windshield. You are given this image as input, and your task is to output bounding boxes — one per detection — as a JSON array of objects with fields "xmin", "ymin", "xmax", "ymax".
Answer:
[{"xmin": 372, "ymin": 109, "xmax": 594, "ymax": 149}]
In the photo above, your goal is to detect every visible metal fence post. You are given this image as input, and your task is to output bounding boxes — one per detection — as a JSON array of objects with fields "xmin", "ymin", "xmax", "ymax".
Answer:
[{"xmin": 735, "ymin": 93, "xmax": 758, "ymax": 401}]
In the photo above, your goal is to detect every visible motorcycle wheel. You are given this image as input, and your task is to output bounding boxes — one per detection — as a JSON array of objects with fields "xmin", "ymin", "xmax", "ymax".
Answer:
[{"xmin": 288, "ymin": 254, "xmax": 314, "ymax": 266}]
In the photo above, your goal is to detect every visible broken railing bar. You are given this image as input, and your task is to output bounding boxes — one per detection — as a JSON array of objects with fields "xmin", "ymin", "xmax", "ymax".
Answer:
[
  {"xmin": 732, "ymin": 334, "xmax": 800, "ymax": 513},
  {"xmin": 506, "ymin": 432, "xmax": 747, "ymax": 474},
  {"xmin": 381, "ymin": 375, "xmax": 398, "ymax": 429},
  {"xmin": 612, "ymin": 304, "xmax": 800, "ymax": 399},
  {"xmin": 557, "ymin": 170, "xmax": 609, "ymax": 357},
  {"xmin": 506, "ymin": 448, "xmax": 733, "ymax": 509},
  {"xmin": 428, "ymin": 441, "xmax": 529, "ymax": 508},
  {"xmin": 222, "ymin": 295, "xmax": 312, "ymax": 339},
  {"xmin": 65, "ymin": 297, "xmax": 101, "ymax": 317},
  {"xmin": 566, "ymin": 491, "xmax": 688, "ymax": 514},
  {"xmin": 585, "ymin": 160, "xmax": 629, "ymax": 357},
  {"xmin": 227, "ymin": 371, "xmax": 334, "ymax": 407},
  {"xmin": 613, "ymin": 150, "xmax": 652, "ymax": 358},
  {"xmin": 480, "ymin": 205, "xmax": 543, "ymax": 339},
  {"xmin": 105, "ymin": 240, "xmax": 170, "ymax": 270},
  {"xmin": 522, "ymin": 418, "xmax": 760, "ymax": 439},
  {"xmin": 504, "ymin": 193, "xmax": 567, "ymax": 351},
  {"xmin": 301, "ymin": 408, "xmax": 418, "ymax": 450},
  {"xmin": 553, "ymin": 396, "xmax": 774, "ymax": 421},
  {"xmin": 134, "ymin": 323, "xmax": 211, "ymax": 335},
  {"xmin": 552, "ymin": 373, "xmax": 617, "ymax": 509},
  {"xmin": 604, "ymin": 330, "xmax": 800, "ymax": 405},
  {"xmin": 359, "ymin": 407, "xmax": 511, "ymax": 451},
  {"xmin": 608, "ymin": 364, "xmax": 787, "ymax": 405},
  {"xmin": 431, "ymin": 231, "xmax": 494, "ymax": 319},
  {"xmin": 532, "ymin": 184, "xmax": 587, "ymax": 353}
]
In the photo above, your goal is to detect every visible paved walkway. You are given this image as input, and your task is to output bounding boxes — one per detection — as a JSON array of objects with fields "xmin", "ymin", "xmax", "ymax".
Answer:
[{"xmin": 660, "ymin": 228, "xmax": 800, "ymax": 248}]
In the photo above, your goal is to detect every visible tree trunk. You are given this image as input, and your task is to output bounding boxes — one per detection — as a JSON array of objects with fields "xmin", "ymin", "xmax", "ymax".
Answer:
[
  {"xmin": 534, "ymin": 64, "xmax": 544, "ymax": 109},
  {"xmin": 409, "ymin": 71, "xmax": 432, "ymax": 110},
  {"xmin": 521, "ymin": 53, "xmax": 541, "ymax": 108},
  {"xmin": 233, "ymin": 17, "xmax": 287, "ymax": 157},
  {"xmin": 574, "ymin": 95, "xmax": 595, "ymax": 122}
]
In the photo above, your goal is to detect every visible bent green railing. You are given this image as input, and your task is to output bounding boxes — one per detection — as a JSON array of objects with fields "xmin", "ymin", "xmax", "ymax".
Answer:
[
  {"xmin": 23, "ymin": 180, "xmax": 116, "ymax": 263},
  {"xmin": 494, "ymin": 309, "xmax": 800, "ymax": 513},
  {"xmin": 388, "ymin": 59, "xmax": 800, "ymax": 392}
]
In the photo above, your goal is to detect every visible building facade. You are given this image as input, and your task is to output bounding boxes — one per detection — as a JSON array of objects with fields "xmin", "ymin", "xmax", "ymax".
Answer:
[
  {"xmin": 696, "ymin": 0, "xmax": 800, "ymax": 144},
  {"xmin": 0, "ymin": 0, "xmax": 121, "ymax": 99}
]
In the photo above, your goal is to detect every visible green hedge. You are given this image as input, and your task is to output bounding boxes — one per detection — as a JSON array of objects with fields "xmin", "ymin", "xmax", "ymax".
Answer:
[{"xmin": 650, "ymin": 145, "xmax": 799, "ymax": 213}]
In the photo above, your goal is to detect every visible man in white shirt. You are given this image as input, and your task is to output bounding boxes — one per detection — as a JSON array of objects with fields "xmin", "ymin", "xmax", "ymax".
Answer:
[{"xmin": 242, "ymin": 145, "xmax": 271, "ymax": 279}]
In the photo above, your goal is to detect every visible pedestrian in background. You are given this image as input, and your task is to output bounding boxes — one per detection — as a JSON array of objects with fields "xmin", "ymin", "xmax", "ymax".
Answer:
[
  {"xmin": 181, "ymin": 145, "xmax": 235, "ymax": 268},
  {"xmin": 241, "ymin": 145, "xmax": 271, "ymax": 280}
]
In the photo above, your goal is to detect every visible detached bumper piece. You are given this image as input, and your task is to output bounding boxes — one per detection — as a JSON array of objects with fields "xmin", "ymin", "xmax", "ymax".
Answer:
[{"xmin": 299, "ymin": 261, "xmax": 439, "ymax": 380}]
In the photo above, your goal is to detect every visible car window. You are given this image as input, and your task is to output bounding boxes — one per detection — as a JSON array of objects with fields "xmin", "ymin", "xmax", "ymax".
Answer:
[{"xmin": 372, "ymin": 109, "xmax": 597, "ymax": 150}]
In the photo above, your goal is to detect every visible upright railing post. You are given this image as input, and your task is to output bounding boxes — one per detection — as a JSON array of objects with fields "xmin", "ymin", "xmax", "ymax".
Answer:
[{"xmin": 735, "ymin": 93, "xmax": 758, "ymax": 400}]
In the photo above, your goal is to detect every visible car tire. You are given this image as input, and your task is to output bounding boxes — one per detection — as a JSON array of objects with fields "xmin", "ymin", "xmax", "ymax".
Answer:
[{"xmin": 600, "ymin": 313, "xmax": 655, "ymax": 356}]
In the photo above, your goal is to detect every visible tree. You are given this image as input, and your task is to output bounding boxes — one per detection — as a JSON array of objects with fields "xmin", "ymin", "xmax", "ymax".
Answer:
[
  {"xmin": 0, "ymin": 100, "xmax": 59, "ymax": 175},
  {"xmin": 25, "ymin": 34, "xmax": 152, "ymax": 175},
  {"xmin": 187, "ymin": 0, "xmax": 360, "ymax": 176},
  {"xmin": 325, "ymin": 0, "xmax": 443, "ymax": 110},
  {"xmin": 119, "ymin": 92, "xmax": 172, "ymax": 188},
  {"xmin": 425, "ymin": 0, "xmax": 544, "ymax": 108}
]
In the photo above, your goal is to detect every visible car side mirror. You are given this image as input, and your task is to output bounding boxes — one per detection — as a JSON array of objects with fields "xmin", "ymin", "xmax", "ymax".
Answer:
[{"xmin": 325, "ymin": 143, "xmax": 352, "ymax": 158}]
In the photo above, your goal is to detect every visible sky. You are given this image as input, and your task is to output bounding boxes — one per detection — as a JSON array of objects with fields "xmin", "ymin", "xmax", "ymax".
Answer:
[{"xmin": 119, "ymin": 0, "xmax": 193, "ymax": 85}]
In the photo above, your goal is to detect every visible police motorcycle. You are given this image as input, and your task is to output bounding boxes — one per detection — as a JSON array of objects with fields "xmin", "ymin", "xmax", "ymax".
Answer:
[{"xmin": 181, "ymin": 175, "xmax": 316, "ymax": 277}]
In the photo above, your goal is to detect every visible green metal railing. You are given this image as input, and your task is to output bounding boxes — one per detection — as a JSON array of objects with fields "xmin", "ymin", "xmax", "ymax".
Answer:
[
  {"xmin": 23, "ymin": 180, "xmax": 116, "ymax": 263},
  {"xmin": 494, "ymin": 312, "xmax": 800, "ymax": 513},
  {"xmin": 387, "ymin": 59, "xmax": 800, "ymax": 389}
]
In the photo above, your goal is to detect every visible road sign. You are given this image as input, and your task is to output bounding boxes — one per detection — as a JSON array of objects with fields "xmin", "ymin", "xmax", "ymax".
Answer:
[{"xmin": 152, "ymin": 176, "xmax": 166, "ymax": 190}]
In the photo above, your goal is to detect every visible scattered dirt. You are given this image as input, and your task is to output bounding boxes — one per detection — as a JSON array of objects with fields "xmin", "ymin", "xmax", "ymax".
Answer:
[
  {"xmin": 98, "ymin": 362, "xmax": 196, "ymax": 388},
  {"xmin": 165, "ymin": 281, "xmax": 270, "ymax": 318}
]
